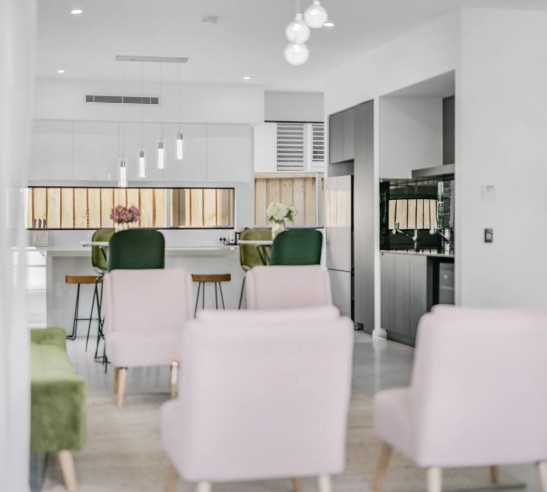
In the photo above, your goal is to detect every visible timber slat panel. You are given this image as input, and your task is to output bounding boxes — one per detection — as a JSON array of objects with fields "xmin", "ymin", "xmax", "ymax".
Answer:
[
  {"xmin": 74, "ymin": 188, "xmax": 88, "ymax": 228},
  {"xmin": 416, "ymin": 200, "xmax": 425, "ymax": 229},
  {"xmin": 292, "ymin": 178, "xmax": 305, "ymax": 226},
  {"xmin": 46, "ymin": 188, "xmax": 61, "ymax": 228},
  {"xmin": 407, "ymin": 199, "xmax": 417, "ymax": 230},
  {"xmin": 154, "ymin": 189, "xmax": 166, "ymax": 228},
  {"xmin": 190, "ymin": 189, "xmax": 203, "ymax": 227},
  {"xmin": 100, "ymin": 189, "xmax": 114, "ymax": 228},
  {"xmin": 139, "ymin": 189, "xmax": 154, "ymax": 227},
  {"xmin": 203, "ymin": 189, "xmax": 217, "ymax": 227},
  {"xmin": 33, "ymin": 188, "xmax": 47, "ymax": 227},
  {"xmin": 61, "ymin": 188, "xmax": 74, "ymax": 228},
  {"xmin": 305, "ymin": 177, "xmax": 316, "ymax": 226},
  {"xmin": 87, "ymin": 189, "xmax": 101, "ymax": 229}
]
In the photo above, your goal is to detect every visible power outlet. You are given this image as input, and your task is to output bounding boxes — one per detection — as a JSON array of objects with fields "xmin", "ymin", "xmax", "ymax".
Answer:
[{"xmin": 484, "ymin": 228, "xmax": 493, "ymax": 243}]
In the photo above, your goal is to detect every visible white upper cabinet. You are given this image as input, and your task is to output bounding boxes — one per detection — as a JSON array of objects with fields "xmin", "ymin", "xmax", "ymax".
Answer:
[
  {"xmin": 206, "ymin": 125, "xmax": 252, "ymax": 183},
  {"xmin": 73, "ymin": 121, "xmax": 118, "ymax": 181},
  {"xmin": 29, "ymin": 120, "xmax": 74, "ymax": 181}
]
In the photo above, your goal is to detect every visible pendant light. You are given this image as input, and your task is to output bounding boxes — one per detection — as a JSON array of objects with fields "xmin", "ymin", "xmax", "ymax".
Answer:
[
  {"xmin": 284, "ymin": 43, "xmax": 309, "ymax": 66},
  {"xmin": 304, "ymin": 0, "xmax": 328, "ymax": 28},
  {"xmin": 176, "ymin": 63, "xmax": 184, "ymax": 160},
  {"xmin": 118, "ymin": 61, "xmax": 128, "ymax": 188},
  {"xmin": 157, "ymin": 62, "xmax": 166, "ymax": 170},
  {"xmin": 138, "ymin": 61, "xmax": 147, "ymax": 177},
  {"xmin": 286, "ymin": 13, "xmax": 310, "ymax": 44}
]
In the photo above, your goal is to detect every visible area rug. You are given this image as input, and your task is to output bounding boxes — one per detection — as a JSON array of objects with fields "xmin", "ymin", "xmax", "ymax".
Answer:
[{"xmin": 42, "ymin": 392, "xmax": 525, "ymax": 491}]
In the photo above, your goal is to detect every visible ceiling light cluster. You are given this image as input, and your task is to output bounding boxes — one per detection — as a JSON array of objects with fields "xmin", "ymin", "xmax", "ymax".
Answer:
[{"xmin": 284, "ymin": 0, "xmax": 329, "ymax": 66}]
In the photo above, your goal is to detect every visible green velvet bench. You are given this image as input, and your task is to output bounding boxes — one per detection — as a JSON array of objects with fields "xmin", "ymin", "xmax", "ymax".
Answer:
[{"xmin": 31, "ymin": 327, "xmax": 86, "ymax": 491}]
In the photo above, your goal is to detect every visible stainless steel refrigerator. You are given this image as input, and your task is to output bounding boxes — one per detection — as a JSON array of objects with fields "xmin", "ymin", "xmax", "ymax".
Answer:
[{"xmin": 325, "ymin": 175, "xmax": 353, "ymax": 319}]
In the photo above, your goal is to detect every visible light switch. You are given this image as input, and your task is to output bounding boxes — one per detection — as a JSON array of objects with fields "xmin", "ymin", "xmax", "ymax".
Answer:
[
  {"xmin": 482, "ymin": 184, "xmax": 496, "ymax": 202},
  {"xmin": 484, "ymin": 228, "xmax": 493, "ymax": 243}
]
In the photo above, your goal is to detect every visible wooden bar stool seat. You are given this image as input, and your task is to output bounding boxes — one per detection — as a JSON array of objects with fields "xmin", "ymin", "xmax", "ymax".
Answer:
[
  {"xmin": 65, "ymin": 275, "xmax": 103, "ymax": 341},
  {"xmin": 191, "ymin": 273, "xmax": 231, "ymax": 316}
]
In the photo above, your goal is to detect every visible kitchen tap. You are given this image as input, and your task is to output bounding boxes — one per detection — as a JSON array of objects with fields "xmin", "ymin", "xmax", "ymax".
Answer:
[
  {"xmin": 392, "ymin": 222, "xmax": 419, "ymax": 252},
  {"xmin": 430, "ymin": 227, "xmax": 451, "ymax": 254}
]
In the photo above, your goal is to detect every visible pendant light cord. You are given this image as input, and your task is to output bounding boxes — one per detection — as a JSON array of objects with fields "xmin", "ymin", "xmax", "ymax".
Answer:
[
  {"xmin": 178, "ymin": 62, "xmax": 182, "ymax": 132},
  {"xmin": 121, "ymin": 61, "xmax": 125, "ymax": 159},
  {"xmin": 140, "ymin": 61, "xmax": 144, "ymax": 148},
  {"xmin": 159, "ymin": 62, "xmax": 164, "ymax": 139}
]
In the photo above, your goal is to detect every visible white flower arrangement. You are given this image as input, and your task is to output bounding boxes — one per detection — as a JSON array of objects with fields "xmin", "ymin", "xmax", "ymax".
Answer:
[{"xmin": 266, "ymin": 202, "xmax": 297, "ymax": 222}]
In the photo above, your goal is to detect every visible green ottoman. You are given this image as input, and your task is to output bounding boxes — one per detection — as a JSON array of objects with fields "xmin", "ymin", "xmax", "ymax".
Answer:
[{"xmin": 31, "ymin": 327, "xmax": 86, "ymax": 491}]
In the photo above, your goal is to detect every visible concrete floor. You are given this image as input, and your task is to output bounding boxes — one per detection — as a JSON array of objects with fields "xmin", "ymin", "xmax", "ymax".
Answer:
[{"xmin": 35, "ymin": 331, "xmax": 541, "ymax": 492}]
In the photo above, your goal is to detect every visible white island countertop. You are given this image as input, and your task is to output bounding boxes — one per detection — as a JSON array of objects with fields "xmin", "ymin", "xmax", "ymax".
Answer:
[{"xmin": 32, "ymin": 245, "xmax": 238, "ymax": 257}]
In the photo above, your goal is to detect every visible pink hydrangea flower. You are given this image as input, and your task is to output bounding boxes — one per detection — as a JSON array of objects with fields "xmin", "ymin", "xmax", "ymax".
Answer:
[{"xmin": 110, "ymin": 205, "xmax": 141, "ymax": 224}]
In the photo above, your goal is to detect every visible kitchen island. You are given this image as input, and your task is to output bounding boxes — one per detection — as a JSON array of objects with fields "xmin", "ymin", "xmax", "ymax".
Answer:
[
  {"xmin": 380, "ymin": 250, "xmax": 454, "ymax": 346},
  {"xmin": 35, "ymin": 245, "xmax": 242, "ymax": 336}
]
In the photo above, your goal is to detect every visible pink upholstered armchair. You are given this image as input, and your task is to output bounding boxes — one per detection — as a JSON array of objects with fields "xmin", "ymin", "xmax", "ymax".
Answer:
[
  {"xmin": 102, "ymin": 268, "xmax": 193, "ymax": 408},
  {"xmin": 373, "ymin": 306, "xmax": 547, "ymax": 492},
  {"xmin": 161, "ymin": 307, "xmax": 354, "ymax": 492},
  {"xmin": 245, "ymin": 265, "xmax": 332, "ymax": 309}
]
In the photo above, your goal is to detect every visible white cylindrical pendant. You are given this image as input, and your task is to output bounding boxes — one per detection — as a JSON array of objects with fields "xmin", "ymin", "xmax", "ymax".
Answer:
[
  {"xmin": 119, "ymin": 158, "xmax": 128, "ymax": 188},
  {"xmin": 176, "ymin": 132, "xmax": 184, "ymax": 160},
  {"xmin": 157, "ymin": 141, "xmax": 165, "ymax": 169},
  {"xmin": 138, "ymin": 150, "xmax": 147, "ymax": 178}
]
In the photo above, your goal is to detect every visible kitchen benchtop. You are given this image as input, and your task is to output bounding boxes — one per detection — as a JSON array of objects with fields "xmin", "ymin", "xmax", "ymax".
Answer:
[
  {"xmin": 29, "ymin": 245, "xmax": 238, "ymax": 257},
  {"xmin": 381, "ymin": 250, "xmax": 454, "ymax": 259}
]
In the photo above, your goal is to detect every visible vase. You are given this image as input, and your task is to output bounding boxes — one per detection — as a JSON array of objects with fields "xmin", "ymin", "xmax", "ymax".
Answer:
[
  {"xmin": 271, "ymin": 220, "xmax": 286, "ymax": 239},
  {"xmin": 115, "ymin": 222, "xmax": 129, "ymax": 232}
]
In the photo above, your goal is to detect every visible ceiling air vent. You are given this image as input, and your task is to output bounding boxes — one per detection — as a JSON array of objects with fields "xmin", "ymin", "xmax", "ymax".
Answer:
[
  {"xmin": 85, "ymin": 95, "xmax": 159, "ymax": 104},
  {"xmin": 276, "ymin": 123, "xmax": 305, "ymax": 171}
]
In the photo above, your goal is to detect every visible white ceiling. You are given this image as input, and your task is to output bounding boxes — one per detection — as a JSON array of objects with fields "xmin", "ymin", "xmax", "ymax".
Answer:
[{"xmin": 36, "ymin": 0, "xmax": 547, "ymax": 92}]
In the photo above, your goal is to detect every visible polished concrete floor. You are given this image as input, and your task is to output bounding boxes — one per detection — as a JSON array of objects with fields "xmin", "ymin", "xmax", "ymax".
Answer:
[{"xmin": 54, "ymin": 332, "xmax": 541, "ymax": 492}]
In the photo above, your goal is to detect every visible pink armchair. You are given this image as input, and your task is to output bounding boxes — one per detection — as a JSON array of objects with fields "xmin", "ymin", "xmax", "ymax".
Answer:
[
  {"xmin": 102, "ymin": 268, "xmax": 193, "ymax": 408},
  {"xmin": 245, "ymin": 265, "xmax": 332, "ymax": 309},
  {"xmin": 373, "ymin": 306, "xmax": 547, "ymax": 492},
  {"xmin": 161, "ymin": 307, "xmax": 354, "ymax": 492}
]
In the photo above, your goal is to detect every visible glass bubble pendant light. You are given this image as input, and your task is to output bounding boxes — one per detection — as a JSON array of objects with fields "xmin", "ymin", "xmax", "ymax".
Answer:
[
  {"xmin": 285, "ymin": 13, "xmax": 310, "ymax": 44},
  {"xmin": 304, "ymin": 0, "xmax": 328, "ymax": 29},
  {"xmin": 284, "ymin": 43, "xmax": 310, "ymax": 66}
]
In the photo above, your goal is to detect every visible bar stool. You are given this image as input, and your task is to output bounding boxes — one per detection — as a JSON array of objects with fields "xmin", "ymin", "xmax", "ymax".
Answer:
[
  {"xmin": 191, "ymin": 273, "xmax": 231, "ymax": 316},
  {"xmin": 65, "ymin": 275, "xmax": 103, "ymax": 341}
]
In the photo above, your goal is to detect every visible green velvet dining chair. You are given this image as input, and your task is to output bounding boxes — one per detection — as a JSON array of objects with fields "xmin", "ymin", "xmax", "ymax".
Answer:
[
  {"xmin": 107, "ymin": 228, "xmax": 165, "ymax": 271},
  {"xmin": 269, "ymin": 228, "xmax": 323, "ymax": 266}
]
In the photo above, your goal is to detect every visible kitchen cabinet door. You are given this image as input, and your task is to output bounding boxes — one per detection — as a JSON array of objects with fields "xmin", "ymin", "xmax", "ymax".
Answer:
[
  {"xmin": 73, "ymin": 121, "xmax": 118, "ymax": 181},
  {"xmin": 409, "ymin": 255, "xmax": 428, "ymax": 341},
  {"xmin": 328, "ymin": 112, "xmax": 344, "ymax": 164},
  {"xmin": 343, "ymin": 107, "xmax": 355, "ymax": 161},
  {"xmin": 29, "ymin": 120, "xmax": 74, "ymax": 181},
  {"xmin": 206, "ymin": 125, "xmax": 252, "ymax": 183}
]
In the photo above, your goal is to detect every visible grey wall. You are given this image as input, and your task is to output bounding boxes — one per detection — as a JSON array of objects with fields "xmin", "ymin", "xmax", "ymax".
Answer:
[{"xmin": 265, "ymin": 91, "xmax": 324, "ymax": 122}]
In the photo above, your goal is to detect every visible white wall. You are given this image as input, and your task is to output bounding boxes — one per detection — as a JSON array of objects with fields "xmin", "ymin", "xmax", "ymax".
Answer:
[
  {"xmin": 324, "ymin": 12, "xmax": 460, "ymax": 115},
  {"xmin": 457, "ymin": 8, "xmax": 547, "ymax": 308},
  {"xmin": 378, "ymin": 96, "xmax": 443, "ymax": 179},
  {"xmin": 34, "ymin": 78, "xmax": 265, "ymax": 124},
  {"xmin": 265, "ymin": 91, "xmax": 324, "ymax": 122}
]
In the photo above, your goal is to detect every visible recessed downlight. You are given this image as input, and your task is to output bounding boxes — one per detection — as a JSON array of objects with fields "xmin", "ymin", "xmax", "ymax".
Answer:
[
  {"xmin": 324, "ymin": 21, "xmax": 334, "ymax": 27},
  {"xmin": 57, "ymin": 69, "xmax": 66, "ymax": 74},
  {"xmin": 70, "ymin": 9, "xmax": 83, "ymax": 15},
  {"xmin": 243, "ymin": 76, "xmax": 251, "ymax": 81}
]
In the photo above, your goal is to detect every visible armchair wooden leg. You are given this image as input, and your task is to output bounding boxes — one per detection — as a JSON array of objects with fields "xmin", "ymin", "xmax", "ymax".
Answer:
[
  {"xmin": 490, "ymin": 465, "xmax": 499, "ymax": 484},
  {"xmin": 196, "ymin": 482, "xmax": 211, "ymax": 492},
  {"xmin": 292, "ymin": 477, "xmax": 303, "ymax": 492},
  {"xmin": 426, "ymin": 467, "xmax": 442, "ymax": 492},
  {"xmin": 58, "ymin": 450, "xmax": 77, "ymax": 491},
  {"xmin": 537, "ymin": 462, "xmax": 547, "ymax": 492},
  {"xmin": 373, "ymin": 442, "xmax": 392, "ymax": 492},
  {"xmin": 113, "ymin": 367, "xmax": 120, "ymax": 394},
  {"xmin": 318, "ymin": 474, "xmax": 331, "ymax": 492},
  {"xmin": 166, "ymin": 463, "xmax": 179, "ymax": 492},
  {"xmin": 170, "ymin": 361, "xmax": 179, "ymax": 399},
  {"xmin": 117, "ymin": 367, "xmax": 127, "ymax": 409}
]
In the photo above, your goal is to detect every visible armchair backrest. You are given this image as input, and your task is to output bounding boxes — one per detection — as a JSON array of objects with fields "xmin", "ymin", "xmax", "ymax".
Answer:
[
  {"xmin": 238, "ymin": 227, "xmax": 272, "ymax": 270},
  {"xmin": 91, "ymin": 228, "xmax": 114, "ymax": 274},
  {"xmin": 246, "ymin": 265, "xmax": 332, "ymax": 310},
  {"xmin": 170, "ymin": 307, "xmax": 354, "ymax": 481},
  {"xmin": 411, "ymin": 307, "xmax": 547, "ymax": 466},
  {"xmin": 103, "ymin": 269, "xmax": 193, "ymax": 335}
]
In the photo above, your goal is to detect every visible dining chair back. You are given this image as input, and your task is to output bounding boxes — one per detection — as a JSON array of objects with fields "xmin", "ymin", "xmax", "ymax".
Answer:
[
  {"xmin": 161, "ymin": 306, "xmax": 354, "ymax": 492},
  {"xmin": 372, "ymin": 306, "xmax": 547, "ymax": 492},
  {"xmin": 91, "ymin": 228, "xmax": 115, "ymax": 274},
  {"xmin": 102, "ymin": 268, "xmax": 194, "ymax": 407},
  {"xmin": 246, "ymin": 265, "xmax": 332, "ymax": 310},
  {"xmin": 269, "ymin": 228, "xmax": 323, "ymax": 266},
  {"xmin": 107, "ymin": 228, "xmax": 165, "ymax": 271}
]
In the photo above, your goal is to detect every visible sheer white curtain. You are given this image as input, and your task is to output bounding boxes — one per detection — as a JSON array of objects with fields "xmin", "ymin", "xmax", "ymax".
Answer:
[{"xmin": 0, "ymin": 0, "xmax": 36, "ymax": 490}]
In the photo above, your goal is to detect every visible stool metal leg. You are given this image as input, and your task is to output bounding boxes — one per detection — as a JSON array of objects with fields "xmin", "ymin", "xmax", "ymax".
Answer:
[
  {"xmin": 67, "ymin": 285, "xmax": 81, "ymax": 340},
  {"xmin": 194, "ymin": 282, "xmax": 202, "ymax": 317},
  {"xmin": 85, "ymin": 280, "xmax": 100, "ymax": 351},
  {"xmin": 219, "ymin": 283, "xmax": 226, "ymax": 309},
  {"xmin": 238, "ymin": 276, "xmax": 246, "ymax": 309},
  {"xmin": 202, "ymin": 282, "xmax": 205, "ymax": 309},
  {"xmin": 214, "ymin": 282, "xmax": 219, "ymax": 309}
]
